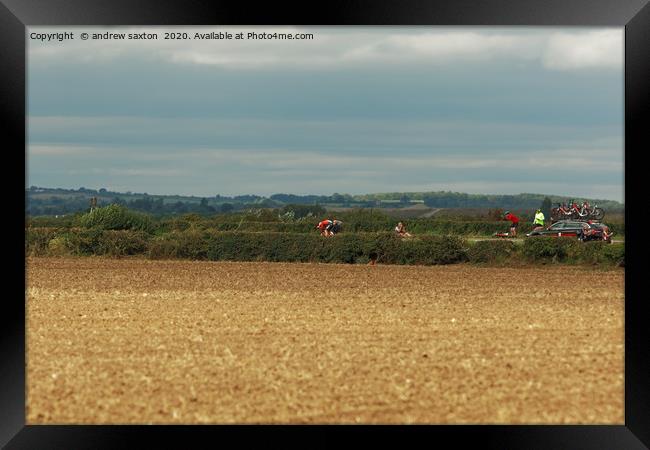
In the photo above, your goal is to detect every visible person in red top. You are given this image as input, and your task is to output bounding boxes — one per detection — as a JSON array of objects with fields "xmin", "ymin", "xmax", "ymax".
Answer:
[
  {"xmin": 316, "ymin": 218, "xmax": 343, "ymax": 236},
  {"xmin": 503, "ymin": 211, "xmax": 520, "ymax": 237},
  {"xmin": 316, "ymin": 219, "xmax": 333, "ymax": 236}
]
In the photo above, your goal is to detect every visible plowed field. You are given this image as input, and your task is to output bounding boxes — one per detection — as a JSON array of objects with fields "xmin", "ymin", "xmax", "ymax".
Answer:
[{"xmin": 26, "ymin": 258, "xmax": 624, "ymax": 424}]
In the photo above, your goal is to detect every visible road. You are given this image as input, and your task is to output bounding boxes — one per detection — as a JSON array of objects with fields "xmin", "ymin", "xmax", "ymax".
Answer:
[{"xmin": 467, "ymin": 237, "xmax": 624, "ymax": 244}]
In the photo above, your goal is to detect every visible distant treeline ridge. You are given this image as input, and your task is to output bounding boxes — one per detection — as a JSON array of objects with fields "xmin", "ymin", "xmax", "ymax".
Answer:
[{"xmin": 26, "ymin": 186, "xmax": 624, "ymax": 217}]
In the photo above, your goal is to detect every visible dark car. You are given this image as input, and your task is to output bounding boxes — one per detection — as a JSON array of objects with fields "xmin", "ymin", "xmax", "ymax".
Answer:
[
  {"xmin": 587, "ymin": 222, "xmax": 614, "ymax": 243},
  {"xmin": 526, "ymin": 220, "xmax": 613, "ymax": 242}
]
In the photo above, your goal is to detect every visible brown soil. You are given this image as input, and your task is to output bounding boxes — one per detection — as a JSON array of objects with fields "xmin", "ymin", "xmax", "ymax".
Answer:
[{"xmin": 26, "ymin": 257, "xmax": 624, "ymax": 424}]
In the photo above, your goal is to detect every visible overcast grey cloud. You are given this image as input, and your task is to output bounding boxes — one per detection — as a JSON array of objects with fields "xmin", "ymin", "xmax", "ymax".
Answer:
[{"xmin": 27, "ymin": 27, "xmax": 624, "ymax": 201}]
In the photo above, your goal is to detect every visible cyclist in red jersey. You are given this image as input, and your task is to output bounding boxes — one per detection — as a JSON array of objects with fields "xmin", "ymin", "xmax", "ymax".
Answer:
[
  {"xmin": 316, "ymin": 219, "xmax": 333, "ymax": 236},
  {"xmin": 316, "ymin": 218, "xmax": 342, "ymax": 237},
  {"xmin": 503, "ymin": 211, "xmax": 520, "ymax": 237}
]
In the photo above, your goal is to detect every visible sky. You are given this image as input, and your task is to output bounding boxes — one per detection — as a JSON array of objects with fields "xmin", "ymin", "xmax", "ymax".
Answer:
[{"xmin": 27, "ymin": 27, "xmax": 624, "ymax": 202}]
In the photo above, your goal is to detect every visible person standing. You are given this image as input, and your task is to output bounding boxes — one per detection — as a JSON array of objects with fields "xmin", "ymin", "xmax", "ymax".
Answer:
[
  {"xmin": 503, "ymin": 211, "xmax": 520, "ymax": 237},
  {"xmin": 533, "ymin": 209, "xmax": 545, "ymax": 230}
]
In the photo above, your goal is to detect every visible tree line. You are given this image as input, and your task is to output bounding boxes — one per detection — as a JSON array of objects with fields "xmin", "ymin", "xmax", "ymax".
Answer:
[{"xmin": 26, "ymin": 186, "xmax": 624, "ymax": 217}]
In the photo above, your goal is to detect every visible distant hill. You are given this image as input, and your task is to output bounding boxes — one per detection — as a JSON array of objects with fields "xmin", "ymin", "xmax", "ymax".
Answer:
[{"xmin": 26, "ymin": 186, "xmax": 624, "ymax": 217}]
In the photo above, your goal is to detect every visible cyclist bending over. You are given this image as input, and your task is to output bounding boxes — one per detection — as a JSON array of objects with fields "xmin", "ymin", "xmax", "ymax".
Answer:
[
  {"xmin": 316, "ymin": 218, "xmax": 343, "ymax": 237},
  {"xmin": 394, "ymin": 222, "xmax": 412, "ymax": 237}
]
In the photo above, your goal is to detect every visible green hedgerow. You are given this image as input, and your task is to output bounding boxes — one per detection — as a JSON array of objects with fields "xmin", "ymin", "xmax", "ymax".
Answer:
[
  {"xmin": 26, "ymin": 225, "xmax": 622, "ymax": 267},
  {"xmin": 47, "ymin": 235, "xmax": 72, "ymax": 256},
  {"xmin": 602, "ymin": 243, "xmax": 625, "ymax": 265},
  {"xmin": 522, "ymin": 237, "xmax": 574, "ymax": 262},
  {"xmin": 26, "ymin": 227, "xmax": 61, "ymax": 256},
  {"xmin": 521, "ymin": 237, "xmax": 623, "ymax": 265},
  {"xmin": 62, "ymin": 228, "xmax": 104, "ymax": 255},
  {"xmin": 76, "ymin": 204, "xmax": 153, "ymax": 232},
  {"xmin": 468, "ymin": 240, "xmax": 516, "ymax": 264},
  {"xmin": 97, "ymin": 230, "xmax": 151, "ymax": 256}
]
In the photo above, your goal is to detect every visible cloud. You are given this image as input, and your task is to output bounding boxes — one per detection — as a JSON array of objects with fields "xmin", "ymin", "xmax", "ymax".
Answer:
[
  {"xmin": 28, "ymin": 142, "xmax": 622, "ymax": 174},
  {"xmin": 27, "ymin": 142, "xmax": 624, "ymax": 201},
  {"xmin": 28, "ymin": 27, "xmax": 622, "ymax": 72},
  {"xmin": 29, "ymin": 144, "xmax": 98, "ymax": 156},
  {"xmin": 342, "ymin": 32, "xmax": 540, "ymax": 65},
  {"xmin": 542, "ymin": 30, "xmax": 623, "ymax": 70},
  {"xmin": 36, "ymin": 165, "xmax": 189, "ymax": 178},
  {"xmin": 106, "ymin": 168, "xmax": 190, "ymax": 177},
  {"xmin": 26, "ymin": 28, "xmax": 623, "ymax": 201},
  {"xmin": 208, "ymin": 148, "xmax": 623, "ymax": 173},
  {"xmin": 28, "ymin": 115, "xmax": 622, "ymax": 155}
]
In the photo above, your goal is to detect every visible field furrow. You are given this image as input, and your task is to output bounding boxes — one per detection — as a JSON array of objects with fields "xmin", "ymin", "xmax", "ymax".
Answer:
[{"xmin": 26, "ymin": 258, "xmax": 624, "ymax": 424}]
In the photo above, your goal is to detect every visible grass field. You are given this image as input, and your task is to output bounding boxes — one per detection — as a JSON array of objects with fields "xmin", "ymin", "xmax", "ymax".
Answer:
[{"xmin": 26, "ymin": 257, "xmax": 624, "ymax": 424}]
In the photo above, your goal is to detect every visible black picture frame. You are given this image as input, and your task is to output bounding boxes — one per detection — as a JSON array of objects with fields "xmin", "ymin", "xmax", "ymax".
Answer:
[{"xmin": 4, "ymin": 0, "xmax": 648, "ymax": 448}]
